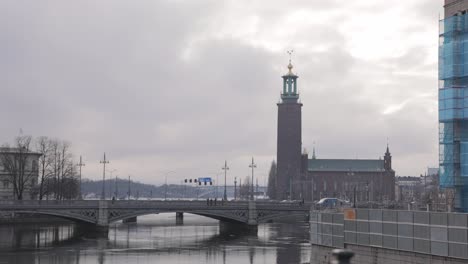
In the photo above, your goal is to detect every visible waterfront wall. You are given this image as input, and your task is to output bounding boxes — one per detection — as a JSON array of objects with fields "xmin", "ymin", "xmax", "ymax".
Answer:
[
  {"xmin": 310, "ymin": 209, "xmax": 468, "ymax": 261},
  {"xmin": 310, "ymin": 243, "xmax": 468, "ymax": 264}
]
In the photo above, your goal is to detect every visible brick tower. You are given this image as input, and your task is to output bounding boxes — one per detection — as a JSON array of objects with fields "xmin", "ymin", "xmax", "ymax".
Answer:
[{"xmin": 276, "ymin": 60, "xmax": 303, "ymax": 200}]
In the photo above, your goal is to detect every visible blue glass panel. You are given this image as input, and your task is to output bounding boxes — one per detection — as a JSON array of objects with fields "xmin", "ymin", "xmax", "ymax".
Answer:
[{"xmin": 461, "ymin": 142, "xmax": 468, "ymax": 177}]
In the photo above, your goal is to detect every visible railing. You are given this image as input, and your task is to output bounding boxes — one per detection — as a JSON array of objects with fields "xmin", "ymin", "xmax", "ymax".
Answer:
[
  {"xmin": 0, "ymin": 199, "xmax": 310, "ymax": 210},
  {"xmin": 0, "ymin": 200, "xmax": 99, "ymax": 206}
]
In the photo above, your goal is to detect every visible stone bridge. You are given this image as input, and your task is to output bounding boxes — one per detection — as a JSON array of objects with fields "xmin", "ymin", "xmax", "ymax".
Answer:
[{"xmin": 0, "ymin": 200, "xmax": 309, "ymax": 232}]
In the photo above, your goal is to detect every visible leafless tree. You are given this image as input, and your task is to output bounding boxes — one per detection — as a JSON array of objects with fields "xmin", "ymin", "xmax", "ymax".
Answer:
[
  {"xmin": 35, "ymin": 136, "xmax": 54, "ymax": 200},
  {"xmin": 50, "ymin": 140, "xmax": 75, "ymax": 200},
  {"xmin": 0, "ymin": 136, "xmax": 38, "ymax": 200},
  {"xmin": 60, "ymin": 176, "xmax": 80, "ymax": 200},
  {"xmin": 445, "ymin": 188, "xmax": 456, "ymax": 212}
]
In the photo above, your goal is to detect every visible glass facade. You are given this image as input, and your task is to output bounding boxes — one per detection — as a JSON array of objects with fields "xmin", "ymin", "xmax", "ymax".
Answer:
[{"xmin": 439, "ymin": 12, "xmax": 468, "ymax": 211}]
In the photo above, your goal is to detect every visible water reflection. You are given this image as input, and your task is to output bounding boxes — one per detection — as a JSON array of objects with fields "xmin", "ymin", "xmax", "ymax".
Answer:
[{"xmin": 0, "ymin": 214, "xmax": 311, "ymax": 264}]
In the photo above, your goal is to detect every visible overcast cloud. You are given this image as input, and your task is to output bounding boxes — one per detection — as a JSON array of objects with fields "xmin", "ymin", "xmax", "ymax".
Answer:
[{"xmin": 1, "ymin": 0, "xmax": 442, "ymax": 184}]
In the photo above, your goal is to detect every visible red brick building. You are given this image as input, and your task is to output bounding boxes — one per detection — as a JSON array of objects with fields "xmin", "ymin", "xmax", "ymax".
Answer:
[
  {"xmin": 275, "ymin": 61, "xmax": 395, "ymax": 202},
  {"xmin": 296, "ymin": 146, "xmax": 395, "ymax": 202}
]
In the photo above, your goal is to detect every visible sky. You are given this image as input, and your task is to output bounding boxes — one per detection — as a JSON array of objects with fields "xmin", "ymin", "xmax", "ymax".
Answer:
[{"xmin": 1, "ymin": 0, "xmax": 443, "ymax": 185}]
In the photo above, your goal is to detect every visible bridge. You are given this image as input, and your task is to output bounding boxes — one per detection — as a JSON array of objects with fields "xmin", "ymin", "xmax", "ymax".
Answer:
[{"xmin": 0, "ymin": 200, "xmax": 310, "ymax": 233}]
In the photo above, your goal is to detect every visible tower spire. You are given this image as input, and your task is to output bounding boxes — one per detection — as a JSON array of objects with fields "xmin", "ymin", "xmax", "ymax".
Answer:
[
  {"xmin": 384, "ymin": 141, "xmax": 392, "ymax": 171},
  {"xmin": 287, "ymin": 50, "xmax": 294, "ymax": 74},
  {"xmin": 281, "ymin": 50, "xmax": 299, "ymax": 101},
  {"xmin": 312, "ymin": 141, "xmax": 316, "ymax": 159},
  {"xmin": 386, "ymin": 138, "xmax": 390, "ymax": 155}
]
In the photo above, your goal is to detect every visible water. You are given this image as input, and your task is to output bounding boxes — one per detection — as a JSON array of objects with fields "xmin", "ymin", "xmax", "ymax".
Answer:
[{"xmin": 0, "ymin": 214, "xmax": 311, "ymax": 264}]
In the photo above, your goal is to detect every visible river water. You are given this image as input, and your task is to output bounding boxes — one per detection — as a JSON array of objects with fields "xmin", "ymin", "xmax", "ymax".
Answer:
[{"xmin": 0, "ymin": 214, "xmax": 311, "ymax": 264}]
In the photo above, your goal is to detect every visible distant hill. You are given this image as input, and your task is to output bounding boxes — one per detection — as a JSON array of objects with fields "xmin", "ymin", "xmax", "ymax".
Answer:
[{"xmin": 81, "ymin": 178, "xmax": 264, "ymax": 199}]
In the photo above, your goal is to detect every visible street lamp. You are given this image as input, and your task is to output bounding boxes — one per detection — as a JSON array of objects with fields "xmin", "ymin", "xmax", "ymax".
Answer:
[
  {"xmin": 114, "ymin": 175, "xmax": 119, "ymax": 199},
  {"xmin": 77, "ymin": 156, "xmax": 85, "ymax": 199},
  {"xmin": 100, "ymin": 153, "xmax": 109, "ymax": 200},
  {"xmin": 234, "ymin": 177, "xmax": 237, "ymax": 200},
  {"xmin": 249, "ymin": 157, "xmax": 257, "ymax": 201},
  {"xmin": 107, "ymin": 169, "xmax": 117, "ymax": 199},
  {"xmin": 222, "ymin": 161, "xmax": 229, "ymax": 201},
  {"xmin": 162, "ymin": 171, "xmax": 175, "ymax": 201},
  {"xmin": 216, "ymin": 173, "xmax": 219, "ymax": 199},
  {"xmin": 127, "ymin": 175, "xmax": 131, "ymax": 200}
]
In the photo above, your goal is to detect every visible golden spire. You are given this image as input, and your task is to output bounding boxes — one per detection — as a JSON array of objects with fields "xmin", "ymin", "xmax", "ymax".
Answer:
[{"xmin": 287, "ymin": 50, "xmax": 294, "ymax": 75}]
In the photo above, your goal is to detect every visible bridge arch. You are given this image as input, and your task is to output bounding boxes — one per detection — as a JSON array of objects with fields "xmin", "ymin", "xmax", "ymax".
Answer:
[
  {"xmin": 11, "ymin": 210, "xmax": 97, "ymax": 224},
  {"xmin": 109, "ymin": 209, "xmax": 248, "ymax": 224}
]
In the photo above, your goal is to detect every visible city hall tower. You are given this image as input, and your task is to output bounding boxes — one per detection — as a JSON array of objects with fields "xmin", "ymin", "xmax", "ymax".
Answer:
[{"xmin": 276, "ymin": 60, "xmax": 303, "ymax": 200}]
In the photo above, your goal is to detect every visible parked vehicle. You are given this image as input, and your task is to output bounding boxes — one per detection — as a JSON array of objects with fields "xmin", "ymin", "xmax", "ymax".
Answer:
[{"xmin": 316, "ymin": 198, "xmax": 350, "ymax": 209}]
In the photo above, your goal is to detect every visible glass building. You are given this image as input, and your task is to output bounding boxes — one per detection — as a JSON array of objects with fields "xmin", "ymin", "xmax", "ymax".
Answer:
[{"xmin": 439, "ymin": 1, "xmax": 468, "ymax": 211}]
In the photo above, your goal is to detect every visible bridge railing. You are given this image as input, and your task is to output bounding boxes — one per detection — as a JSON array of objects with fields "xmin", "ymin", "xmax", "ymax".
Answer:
[
  {"xmin": 0, "ymin": 199, "xmax": 312, "ymax": 211},
  {"xmin": 0, "ymin": 200, "xmax": 100, "ymax": 207},
  {"xmin": 109, "ymin": 200, "xmax": 250, "ymax": 209}
]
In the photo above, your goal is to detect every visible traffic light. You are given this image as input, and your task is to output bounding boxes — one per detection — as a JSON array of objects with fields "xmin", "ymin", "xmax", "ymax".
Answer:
[
  {"xmin": 189, "ymin": 179, "xmax": 192, "ymax": 183},
  {"xmin": 184, "ymin": 179, "xmax": 187, "ymax": 183},
  {"xmin": 194, "ymin": 179, "xmax": 198, "ymax": 183},
  {"xmin": 204, "ymin": 182, "xmax": 207, "ymax": 185}
]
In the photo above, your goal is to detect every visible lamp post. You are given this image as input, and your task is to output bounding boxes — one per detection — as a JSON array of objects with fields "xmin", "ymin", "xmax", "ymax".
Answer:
[
  {"xmin": 115, "ymin": 175, "xmax": 118, "ymax": 199},
  {"xmin": 165, "ymin": 175, "xmax": 167, "ymax": 200},
  {"xmin": 249, "ymin": 157, "xmax": 257, "ymax": 201},
  {"xmin": 239, "ymin": 178, "xmax": 242, "ymax": 199},
  {"xmin": 77, "ymin": 156, "xmax": 85, "ymax": 199},
  {"xmin": 162, "ymin": 171, "xmax": 175, "ymax": 201},
  {"xmin": 108, "ymin": 169, "xmax": 117, "ymax": 199},
  {"xmin": 234, "ymin": 177, "xmax": 237, "ymax": 200},
  {"xmin": 216, "ymin": 173, "xmax": 219, "ymax": 199},
  {"xmin": 127, "ymin": 175, "xmax": 131, "ymax": 200},
  {"xmin": 100, "ymin": 153, "xmax": 109, "ymax": 200},
  {"xmin": 222, "ymin": 161, "xmax": 229, "ymax": 201}
]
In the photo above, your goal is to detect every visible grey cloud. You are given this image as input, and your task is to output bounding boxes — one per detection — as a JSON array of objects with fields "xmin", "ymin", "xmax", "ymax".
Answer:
[{"xmin": 1, "ymin": 0, "xmax": 440, "ymax": 183}]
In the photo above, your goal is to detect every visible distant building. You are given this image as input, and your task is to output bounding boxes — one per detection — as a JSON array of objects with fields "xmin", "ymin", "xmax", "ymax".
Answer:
[
  {"xmin": 427, "ymin": 167, "xmax": 438, "ymax": 177},
  {"xmin": 300, "ymin": 147, "xmax": 396, "ymax": 202},
  {"xmin": 395, "ymin": 176, "xmax": 423, "ymax": 202},
  {"xmin": 0, "ymin": 147, "xmax": 40, "ymax": 200},
  {"xmin": 275, "ymin": 61, "xmax": 396, "ymax": 201}
]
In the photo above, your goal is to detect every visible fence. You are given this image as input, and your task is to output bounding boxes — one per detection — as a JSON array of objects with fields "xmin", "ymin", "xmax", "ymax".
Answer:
[{"xmin": 310, "ymin": 209, "xmax": 468, "ymax": 259}]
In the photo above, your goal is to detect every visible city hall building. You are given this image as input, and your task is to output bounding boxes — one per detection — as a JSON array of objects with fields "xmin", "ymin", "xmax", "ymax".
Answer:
[{"xmin": 275, "ymin": 61, "xmax": 395, "ymax": 202}]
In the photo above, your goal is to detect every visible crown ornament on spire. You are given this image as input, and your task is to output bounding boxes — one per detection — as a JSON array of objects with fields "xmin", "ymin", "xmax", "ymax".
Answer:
[{"xmin": 287, "ymin": 50, "xmax": 294, "ymax": 74}]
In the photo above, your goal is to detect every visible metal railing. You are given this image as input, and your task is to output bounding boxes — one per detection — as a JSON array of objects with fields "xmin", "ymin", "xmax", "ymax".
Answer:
[{"xmin": 0, "ymin": 199, "xmax": 310, "ymax": 211}]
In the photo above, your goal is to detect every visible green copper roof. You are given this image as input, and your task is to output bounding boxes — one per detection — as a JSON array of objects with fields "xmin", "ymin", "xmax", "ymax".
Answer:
[{"xmin": 308, "ymin": 159, "xmax": 385, "ymax": 172}]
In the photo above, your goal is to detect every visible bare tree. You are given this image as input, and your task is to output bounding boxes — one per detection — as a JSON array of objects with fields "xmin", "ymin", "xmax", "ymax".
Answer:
[
  {"xmin": 0, "ymin": 136, "xmax": 38, "ymax": 200},
  {"xmin": 35, "ymin": 136, "xmax": 54, "ymax": 200},
  {"xmin": 445, "ymin": 188, "xmax": 456, "ymax": 212},
  {"xmin": 50, "ymin": 140, "xmax": 76, "ymax": 200},
  {"xmin": 60, "ymin": 176, "xmax": 80, "ymax": 200}
]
